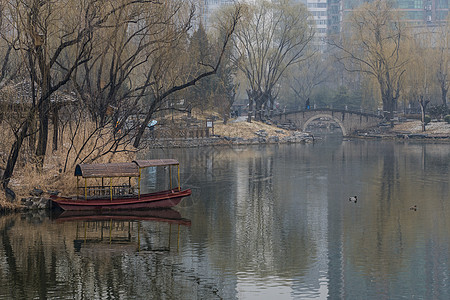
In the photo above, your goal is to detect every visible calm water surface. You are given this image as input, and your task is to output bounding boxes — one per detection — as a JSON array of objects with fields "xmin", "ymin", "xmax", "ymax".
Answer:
[{"xmin": 1, "ymin": 139, "xmax": 449, "ymax": 299}]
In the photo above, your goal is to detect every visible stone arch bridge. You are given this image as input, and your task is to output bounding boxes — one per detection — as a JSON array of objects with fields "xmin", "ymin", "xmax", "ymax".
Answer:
[{"xmin": 273, "ymin": 109, "xmax": 383, "ymax": 136}]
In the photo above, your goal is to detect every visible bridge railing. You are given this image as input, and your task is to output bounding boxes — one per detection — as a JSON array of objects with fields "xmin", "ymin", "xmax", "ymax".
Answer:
[{"xmin": 273, "ymin": 107, "xmax": 383, "ymax": 118}]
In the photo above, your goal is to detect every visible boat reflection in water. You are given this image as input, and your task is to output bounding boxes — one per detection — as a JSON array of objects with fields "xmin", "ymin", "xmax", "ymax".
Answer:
[{"xmin": 51, "ymin": 209, "xmax": 191, "ymax": 253}]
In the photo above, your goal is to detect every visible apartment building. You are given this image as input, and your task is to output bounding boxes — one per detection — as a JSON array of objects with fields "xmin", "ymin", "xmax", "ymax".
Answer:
[{"xmin": 328, "ymin": 0, "xmax": 449, "ymax": 35}]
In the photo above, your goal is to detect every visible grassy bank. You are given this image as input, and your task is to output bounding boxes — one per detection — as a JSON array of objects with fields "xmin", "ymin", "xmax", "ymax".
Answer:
[
  {"xmin": 214, "ymin": 119, "xmax": 291, "ymax": 139},
  {"xmin": 0, "ymin": 120, "xmax": 136, "ymax": 212}
]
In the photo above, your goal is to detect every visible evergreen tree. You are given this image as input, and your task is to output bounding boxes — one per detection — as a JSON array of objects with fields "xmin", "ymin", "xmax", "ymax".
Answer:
[{"xmin": 185, "ymin": 23, "xmax": 214, "ymax": 113}]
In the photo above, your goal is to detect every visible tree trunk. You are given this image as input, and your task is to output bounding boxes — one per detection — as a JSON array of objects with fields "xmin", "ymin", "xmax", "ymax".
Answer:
[
  {"xmin": 36, "ymin": 63, "xmax": 51, "ymax": 166},
  {"xmin": 441, "ymin": 83, "xmax": 448, "ymax": 110},
  {"xmin": 382, "ymin": 92, "xmax": 395, "ymax": 128},
  {"xmin": 52, "ymin": 103, "xmax": 59, "ymax": 152},
  {"xmin": 28, "ymin": 119, "xmax": 37, "ymax": 153},
  {"xmin": 255, "ymin": 92, "xmax": 269, "ymax": 121},
  {"xmin": 133, "ymin": 112, "xmax": 153, "ymax": 148},
  {"xmin": 2, "ymin": 119, "xmax": 31, "ymax": 189},
  {"xmin": 36, "ymin": 95, "xmax": 50, "ymax": 164},
  {"xmin": 418, "ymin": 96, "xmax": 430, "ymax": 132},
  {"xmin": 247, "ymin": 90, "xmax": 253, "ymax": 123},
  {"xmin": 255, "ymin": 101, "xmax": 262, "ymax": 121}
]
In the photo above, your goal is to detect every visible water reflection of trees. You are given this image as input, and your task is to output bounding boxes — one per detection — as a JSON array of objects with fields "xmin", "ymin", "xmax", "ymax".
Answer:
[
  {"xmin": 273, "ymin": 141, "xmax": 450, "ymax": 297},
  {"xmin": 0, "ymin": 212, "xmax": 203, "ymax": 299},
  {"xmin": 143, "ymin": 143, "xmax": 450, "ymax": 297},
  {"xmin": 339, "ymin": 142, "xmax": 450, "ymax": 298},
  {"xmin": 169, "ymin": 146, "xmax": 318, "ymax": 281}
]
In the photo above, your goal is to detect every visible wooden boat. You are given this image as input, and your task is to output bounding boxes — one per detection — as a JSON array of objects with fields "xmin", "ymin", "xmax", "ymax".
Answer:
[{"xmin": 50, "ymin": 159, "xmax": 191, "ymax": 211}]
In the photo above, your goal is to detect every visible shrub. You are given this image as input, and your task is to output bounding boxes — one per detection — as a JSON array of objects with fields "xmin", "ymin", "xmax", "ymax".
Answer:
[
  {"xmin": 428, "ymin": 105, "xmax": 448, "ymax": 120},
  {"xmin": 424, "ymin": 115, "xmax": 431, "ymax": 124},
  {"xmin": 445, "ymin": 115, "xmax": 450, "ymax": 124}
]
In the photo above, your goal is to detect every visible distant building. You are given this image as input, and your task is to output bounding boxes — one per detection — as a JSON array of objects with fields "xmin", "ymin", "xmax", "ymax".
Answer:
[
  {"xmin": 306, "ymin": 0, "xmax": 328, "ymax": 51},
  {"xmin": 202, "ymin": 0, "xmax": 329, "ymax": 51},
  {"xmin": 201, "ymin": 0, "xmax": 236, "ymax": 27},
  {"xmin": 328, "ymin": 0, "xmax": 450, "ymax": 35}
]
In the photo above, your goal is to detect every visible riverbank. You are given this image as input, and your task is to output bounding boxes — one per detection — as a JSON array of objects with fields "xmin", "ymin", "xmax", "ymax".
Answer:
[
  {"xmin": 147, "ymin": 118, "xmax": 450, "ymax": 148},
  {"xmin": 1, "ymin": 118, "xmax": 448, "ymax": 212},
  {"xmin": 147, "ymin": 119, "xmax": 314, "ymax": 148},
  {"xmin": 353, "ymin": 120, "xmax": 450, "ymax": 141},
  {"xmin": 1, "ymin": 119, "xmax": 312, "ymax": 211}
]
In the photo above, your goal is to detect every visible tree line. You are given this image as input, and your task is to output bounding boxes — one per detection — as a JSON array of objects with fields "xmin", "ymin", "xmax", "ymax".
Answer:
[
  {"xmin": 0, "ymin": 0, "xmax": 449, "ymax": 194},
  {"xmin": 0, "ymin": 0, "xmax": 241, "ymax": 192}
]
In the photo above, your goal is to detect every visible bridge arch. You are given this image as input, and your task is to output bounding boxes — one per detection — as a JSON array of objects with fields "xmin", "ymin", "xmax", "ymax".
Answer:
[
  {"xmin": 302, "ymin": 114, "xmax": 347, "ymax": 136},
  {"xmin": 273, "ymin": 109, "xmax": 383, "ymax": 136}
]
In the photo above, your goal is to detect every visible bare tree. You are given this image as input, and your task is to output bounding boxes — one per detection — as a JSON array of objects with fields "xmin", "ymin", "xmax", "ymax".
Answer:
[
  {"xmin": 287, "ymin": 52, "xmax": 330, "ymax": 109},
  {"xmin": 329, "ymin": 0, "xmax": 409, "ymax": 126},
  {"xmin": 231, "ymin": 0, "xmax": 314, "ymax": 122},
  {"xmin": 65, "ymin": 0, "xmax": 196, "ymax": 163},
  {"xmin": 0, "ymin": 0, "xmax": 155, "ymax": 189},
  {"xmin": 435, "ymin": 21, "xmax": 449, "ymax": 110},
  {"xmin": 132, "ymin": 2, "xmax": 242, "ymax": 148}
]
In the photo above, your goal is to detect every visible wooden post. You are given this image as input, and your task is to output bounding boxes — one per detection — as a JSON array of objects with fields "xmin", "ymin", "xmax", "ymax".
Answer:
[
  {"xmin": 138, "ymin": 168, "xmax": 141, "ymax": 198},
  {"xmin": 169, "ymin": 166, "xmax": 172, "ymax": 189},
  {"xmin": 178, "ymin": 165, "xmax": 180, "ymax": 191}
]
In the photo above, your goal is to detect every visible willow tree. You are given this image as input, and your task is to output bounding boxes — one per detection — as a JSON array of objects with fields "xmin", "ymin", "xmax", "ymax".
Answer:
[
  {"xmin": 132, "ymin": 2, "xmax": 242, "ymax": 148},
  {"xmin": 0, "ymin": 0, "xmax": 98, "ymax": 189},
  {"xmin": 67, "ymin": 0, "xmax": 198, "ymax": 165},
  {"xmin": 329, "ymin": 0, "xmax": 410, "ymax": 125},
  {"xmin": 232, "ymin": 0, "xmax": 314, "ymax": 122},
  {"xmin": 1, "ymin": 0, "xmax": 161, "ymax": 189},
  {"xmin": 435, "ymin": 19, "xmax": 449, "ymax": 110}
]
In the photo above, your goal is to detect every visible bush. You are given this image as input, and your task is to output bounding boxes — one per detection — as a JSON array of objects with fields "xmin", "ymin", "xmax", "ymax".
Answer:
[
  {"xmin": 445, "ymin": 115, "xmax": 450, "ymax": 124},
  {"xmin": 428, "ymin": 105, "xmax": 448, "ymax": 120},
  {"xmin": 424, "ymin": 115, "xmax": 431, "ymax": 124}
]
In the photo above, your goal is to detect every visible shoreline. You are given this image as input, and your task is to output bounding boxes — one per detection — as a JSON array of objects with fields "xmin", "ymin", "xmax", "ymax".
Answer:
[
  {"xmin": 350, "ymin": 120, "xmax": 450, "ymax": 142},
  {"xmin": 1, "ymin": 120, "xmax": 448, "ymax": 212},
  {"xmin": 145, "ymin": 132, "xmax": 315, "ymax": 149}
]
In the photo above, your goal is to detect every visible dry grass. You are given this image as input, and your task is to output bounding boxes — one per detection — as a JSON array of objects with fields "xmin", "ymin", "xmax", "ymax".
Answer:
[
  {"xmin": 161, "ymin": 109, "xmax": 292, "ymax": 139},
  {"xmin": 214, "ymin": 120, "xmax": 290, "ymax": 139},
  {"xmin": 393, "ymin": 120, "xmax": 450, "ymax": 135},
  {"xmin": 0, "ymin": 195, "xmax": 19, "ymax": 211},
  {"xmin": 1, "ymin": 120, "xmax": 136, "ymax": 208}
]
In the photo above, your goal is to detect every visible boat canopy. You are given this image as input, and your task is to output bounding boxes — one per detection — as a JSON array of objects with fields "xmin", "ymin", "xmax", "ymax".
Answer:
[
  {"xmin": 74, "ymin": 159, "xmax": 180, "ymax": 178},
  {"xmin": 74, "ymin": 162, "xmax": 139, "ymax": 178},
  {"xmin": 133, "ymin": 159, "xmax": 179, "ymax": 168},
  {"xmin": 74, "ymin": 159, "xmax": 182, "ymax": 200}
]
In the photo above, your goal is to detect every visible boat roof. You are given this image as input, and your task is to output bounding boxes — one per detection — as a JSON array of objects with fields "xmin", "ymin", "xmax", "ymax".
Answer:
[
  {"xmin": 74, "ymin": 159, "xmax": 180, "ymax": 178},
  {"xmin": 75, "ymin": 162, "xmax": 139, "ymax": 178},
  {"xmin": 133, "ymin": 159, "xmax": 179, "ymax": 168}
]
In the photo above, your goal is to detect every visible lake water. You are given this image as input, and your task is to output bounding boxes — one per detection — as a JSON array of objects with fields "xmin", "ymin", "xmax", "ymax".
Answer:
[{"xmin": 0, "ymin": 138, "xmax": 449, "ymax": 299}]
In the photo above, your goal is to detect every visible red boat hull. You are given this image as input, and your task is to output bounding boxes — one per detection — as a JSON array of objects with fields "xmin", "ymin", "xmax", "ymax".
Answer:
[{"xmin": 50, "ymin": 188, "xmax": 191, "ymax": 211}]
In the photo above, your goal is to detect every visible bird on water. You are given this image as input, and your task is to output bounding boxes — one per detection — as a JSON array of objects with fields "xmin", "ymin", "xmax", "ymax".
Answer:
[
  {"xmin": 349, "ymin": 196, "xmax": 357, "ymax": 203},
  {"xmin": 410, "ymin": 205, "xmax": 417, "ymax": 211}
]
